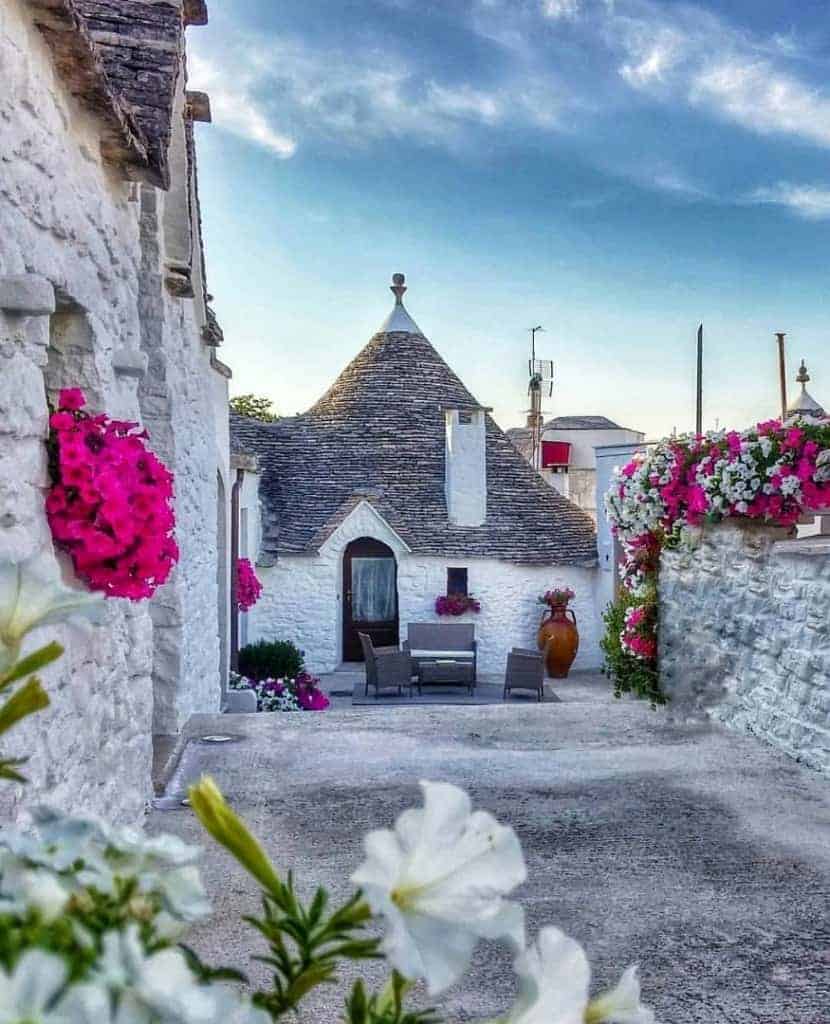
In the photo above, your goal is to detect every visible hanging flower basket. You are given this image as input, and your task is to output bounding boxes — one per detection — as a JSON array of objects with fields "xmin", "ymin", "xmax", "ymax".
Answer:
[
  {"xmin": 236, "ymin": 557, "xmax": 263, "ymax": 611},
  {"xmin": 46, "ymin": 389, "xmax": 178, "ymax": 600}
]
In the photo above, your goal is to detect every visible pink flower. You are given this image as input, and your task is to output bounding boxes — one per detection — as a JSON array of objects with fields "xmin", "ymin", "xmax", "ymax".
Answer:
[
  {"xmin": 237, "ymin": 558, "xmax": 263, "ymax": 611},
  {"xmin": 47, "ymin": 390, "xmax": 179, "ymax": 600},
  {"xmin": 782, "ymin": 427, "xmax": 805, "ymax": 450},
  {"xmin": 50, "ymin": 411, "xmax": 76, "ymax": 432},
  {"xmin": 58, "ymin": 388, "xmax": 86, "ymax": 411}
]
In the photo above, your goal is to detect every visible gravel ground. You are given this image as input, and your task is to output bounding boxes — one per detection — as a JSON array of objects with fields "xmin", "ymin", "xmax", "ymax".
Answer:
[{"xmin": 149, "ymin": 678, "xmax": 830, "ymax": 1024}]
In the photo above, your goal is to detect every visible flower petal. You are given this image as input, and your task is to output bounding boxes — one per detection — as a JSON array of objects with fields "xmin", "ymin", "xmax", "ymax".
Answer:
[
  {"xmin": 507, "ymin": 927, "xmax": 591, "ymax": 1024},
  {"xmin": 586, "ymin": 965, "xmax": 655, "ymax": 1024}
]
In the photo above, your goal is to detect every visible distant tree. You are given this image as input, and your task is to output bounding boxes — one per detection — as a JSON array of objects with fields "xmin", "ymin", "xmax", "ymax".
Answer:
[{"xmin": 229, "ymin": 394, "xmax": 279, "ymax": 422}]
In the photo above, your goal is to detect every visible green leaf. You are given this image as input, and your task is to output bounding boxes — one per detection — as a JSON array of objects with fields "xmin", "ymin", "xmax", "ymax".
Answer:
[
  {"xmin": 346, "ymin": 980, "xmax": 369, "ymax": 1024},
  {"xmin": 0, "ymin": 677, "xmax": 50, "ymax": 737},
  {"xmin": 0, "ymin": 759, "xmax": 27, "ymax": 783},
  {"xmin": 284, "ymin": 962, "xmax": 336, "ymax": 1004},
  {"xmin": 0, "ymin": 643, "xmax": 64, "ymax": 691}
]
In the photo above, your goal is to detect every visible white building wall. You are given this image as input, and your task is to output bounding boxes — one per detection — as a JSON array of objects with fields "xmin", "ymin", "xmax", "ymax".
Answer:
[
  {"xmin": 248, "ymin": 501, "xmax": 602, "ymax": 675},
  {"xmin": 0, "ymin": 0, "xmax": 229, "ymax": 820},
  {"xmin": 542, "ymin": 427, "xmax": 645, "ymax": 469},
  {"xmin": 0, "ymin": 0, "xmax": 153, "ymax": 823},
  {"xmin": 136, "ymin": 78, "xmax": 226, "ymax": 735}
]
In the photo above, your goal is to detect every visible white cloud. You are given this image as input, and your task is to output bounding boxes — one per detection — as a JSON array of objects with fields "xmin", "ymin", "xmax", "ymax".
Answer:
[
  {"xmin": 542, "ymin": 0, "xmax": 580, "ymax": 20},
  {"xmin": 746, "ymin": 182, "xmax": 830, "ymax": 220},
  {"xmin": 691, "ymin": 61, "xmax": 830, "ymax": 148},
  {"xmin": 188, "ymin": 54, "xmax": 296, "ymax": 158}
]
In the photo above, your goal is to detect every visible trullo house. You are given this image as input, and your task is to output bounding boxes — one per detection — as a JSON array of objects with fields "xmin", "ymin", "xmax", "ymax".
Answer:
[{"xmin": 231, "ymin": 275, "xmax": 602, "ymax": 675}]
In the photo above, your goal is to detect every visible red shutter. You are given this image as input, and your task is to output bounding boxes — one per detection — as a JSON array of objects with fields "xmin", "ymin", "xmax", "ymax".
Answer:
[{"xmin": 541, "ymin": 441, "xmax": 571, "ymax": 467}]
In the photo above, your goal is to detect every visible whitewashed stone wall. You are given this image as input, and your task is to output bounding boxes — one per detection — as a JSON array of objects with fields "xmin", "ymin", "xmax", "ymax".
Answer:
[
  {"xmin": 0, "ymin": 0, "xmax": 153, "ymax": 822},
  {"xmin": 0, "ymin": 0, "xmax": 229, "ymax": 821},
  {"xmin": 246, "ymin": 499, "xmax": 601, "ymax": 675},
  {"xmin": 660, "ymin": 522, "xmax": 830, "ymax": 774},
  {"xmin": 136, "ymin": 180, "xmax": 225, "ymax": 734}
]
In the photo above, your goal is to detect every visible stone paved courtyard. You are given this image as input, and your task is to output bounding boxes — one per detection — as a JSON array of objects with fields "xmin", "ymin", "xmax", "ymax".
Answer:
[{"xmin": 150, "ymin": 677, "xmax": 830, "ymax": 1024}]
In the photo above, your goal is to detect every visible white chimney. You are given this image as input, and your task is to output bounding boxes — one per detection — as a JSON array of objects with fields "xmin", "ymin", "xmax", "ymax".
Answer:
[{"xmin": 445, "ymin": 407, "xmax": 487, "ymax": 526}]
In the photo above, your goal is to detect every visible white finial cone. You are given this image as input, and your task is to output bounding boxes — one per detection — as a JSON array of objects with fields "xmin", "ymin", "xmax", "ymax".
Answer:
[{"xmin": 378, "ymin": 273, "xmax": 422, "ymax": 334}]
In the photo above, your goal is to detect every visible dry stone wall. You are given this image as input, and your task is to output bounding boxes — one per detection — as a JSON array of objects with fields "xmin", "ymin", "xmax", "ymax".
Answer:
[{"xmin": 660, "ymin": 522, "xmax": 830, "ymax": 773}]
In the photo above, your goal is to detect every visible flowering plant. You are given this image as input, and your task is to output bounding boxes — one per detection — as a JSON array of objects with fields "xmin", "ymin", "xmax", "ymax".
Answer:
[
  {"xmin": 0, "ymin": 568, "xmax": 655, "ymax": 1024},
  {"xmin": 538, "ymin": 587, "xmax": 575, "ymax": 609},
  {"xmin": 434, "ymin": 594, "xmax": 481, "ymax": 616},
  {"xmin": 46, "ymin": 388, "xmax": 178, "ymax": 600},
  {"xmin": 229, "ymin": 670, "xmax": 329, "ymax": 711},
  {"xmin": 237, "ymin": 558, "xmax": 262, "ymax": 612},
  {"xmin": 604, "ymin": 418, "xmax": 830, "ymax": 701}
]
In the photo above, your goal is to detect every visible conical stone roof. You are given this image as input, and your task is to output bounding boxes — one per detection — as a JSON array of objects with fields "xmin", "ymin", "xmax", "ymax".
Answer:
[{"xmin": 231, "ymin": 276, "xmax": 597, "ymax": 566}]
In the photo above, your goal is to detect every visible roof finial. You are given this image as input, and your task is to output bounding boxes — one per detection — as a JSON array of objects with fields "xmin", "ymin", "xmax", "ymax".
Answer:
[
  {"xmin": 796, "ymin": 359, "xmax": 810, "ymax": 387},
  {"xmin": 390, "ymin": 273, "xmax": 407, "ymax": 305}
]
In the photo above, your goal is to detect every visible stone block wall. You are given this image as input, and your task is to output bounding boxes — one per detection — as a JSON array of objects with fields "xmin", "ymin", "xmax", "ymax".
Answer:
[
  {"xmin": 0, "ymin": 0, "xmax": 153, "ymax": 823},
  {"xmin": 137, "ymin": 182, "xmax": 225, "ymax": 734},
  {"xmin": 660, "ymin": 522, "xmax": 830, "ymax": 773},
  {"xmin": 247, "ymin": 498, "xmax": 602, "ymax": 675}
]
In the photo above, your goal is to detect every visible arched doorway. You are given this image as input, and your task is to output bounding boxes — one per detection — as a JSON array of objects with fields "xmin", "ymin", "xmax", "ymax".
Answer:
[{"xmin": 342, "ymin": 537, "xmax": 399, "ymax": 661}]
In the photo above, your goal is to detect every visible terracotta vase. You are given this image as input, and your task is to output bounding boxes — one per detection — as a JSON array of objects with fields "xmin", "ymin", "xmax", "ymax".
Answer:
[{"xmin": 537, "ymin": 604, "xmax": 579, "ymax": 678}]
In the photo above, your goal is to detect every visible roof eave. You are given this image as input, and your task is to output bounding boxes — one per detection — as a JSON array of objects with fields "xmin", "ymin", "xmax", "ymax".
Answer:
[{"xmin": 27, "ymin": 0, "xmax": 163, "ymax": 187}]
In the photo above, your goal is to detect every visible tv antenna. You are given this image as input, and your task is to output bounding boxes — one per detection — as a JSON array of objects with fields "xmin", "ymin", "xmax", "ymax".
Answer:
[{"xmin": 526, "ymin": 326, "xmax": 554, "ymax": 472}]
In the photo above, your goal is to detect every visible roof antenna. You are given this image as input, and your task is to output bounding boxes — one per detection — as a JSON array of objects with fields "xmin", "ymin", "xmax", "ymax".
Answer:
[
  {"xmin": 391, "ymin": 273, "xmax": 407, "ymax": 305},
  {"xmin": 526, "ymin": 326, "xmax": 554, "ymax": 474}
]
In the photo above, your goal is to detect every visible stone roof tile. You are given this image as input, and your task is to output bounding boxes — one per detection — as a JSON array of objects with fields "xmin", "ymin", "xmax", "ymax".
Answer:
[{"xmin": 230, "ymin": 285, "xmax": 598, "ymax": 567}]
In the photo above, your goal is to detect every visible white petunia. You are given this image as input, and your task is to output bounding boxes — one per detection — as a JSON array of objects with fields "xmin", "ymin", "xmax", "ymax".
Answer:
[
  {"xmin": 91, "ymin": 926, "xmax": 219, "ymax": 1023},
  {"xmin": 0, "ymin": 557, "xmax": 104, "ymax": 672},
  {"xmin": 503, "ymin": 927, "xmax": 655, "ymax": 1024},
  {"xmin": 0, "ymin": 949, "xmax": 68, "ymax": 1024},
  {"xmin": 351, "ymin": 780, "xmax": 526, "ymax": 994}
]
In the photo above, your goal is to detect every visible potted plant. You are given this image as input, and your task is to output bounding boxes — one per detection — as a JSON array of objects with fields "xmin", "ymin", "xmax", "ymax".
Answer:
[{"xmin": 537, "ymin": 587, "xmax": 579, "ymax": 678}]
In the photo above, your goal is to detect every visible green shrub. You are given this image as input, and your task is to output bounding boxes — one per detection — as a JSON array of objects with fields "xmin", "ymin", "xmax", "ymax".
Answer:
[
  {"xmin": 238, "ymin": 639, "xmax": 304, "ymax": 681},
  {"xmin": 600, "ymin": 596, "xmax": 665, "ymax": 708}
]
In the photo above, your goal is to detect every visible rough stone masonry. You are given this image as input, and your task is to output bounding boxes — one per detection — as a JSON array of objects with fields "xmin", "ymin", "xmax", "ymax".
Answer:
[{"xmin": 660, "ymin": 521, "xmax": 830, "ymax": 773}]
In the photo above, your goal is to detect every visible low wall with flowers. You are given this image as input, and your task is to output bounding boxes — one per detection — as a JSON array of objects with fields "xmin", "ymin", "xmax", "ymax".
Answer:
[{"xmin": 659, "ymin": 523, "xmax": 830, "ymax": 773}]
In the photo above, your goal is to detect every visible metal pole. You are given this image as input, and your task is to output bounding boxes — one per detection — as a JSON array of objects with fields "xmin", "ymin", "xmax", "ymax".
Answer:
[
  {"xmin": 776, "ymin": 332, "xmax": 787, "ymax": 421},
  {"xmin": 695, "ymin": 323, "xmax": 703, "ymax": 435}
]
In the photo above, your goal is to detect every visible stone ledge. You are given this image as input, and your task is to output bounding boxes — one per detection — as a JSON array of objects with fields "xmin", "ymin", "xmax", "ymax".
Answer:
[
  {"xmin": 772, "ymin": 537, "xmax": 830, "ymax": 558},
  {"xmin": 0, "ymin": 274, "xmax": 55, "ymax": 316},
  {"xmin": 112, "ymin": 346, "xmax": 148, "ymax": 379}
]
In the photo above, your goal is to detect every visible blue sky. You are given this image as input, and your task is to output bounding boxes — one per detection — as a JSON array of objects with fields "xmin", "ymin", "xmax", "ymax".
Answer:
[{"xmin": 189, "ymin": 0, "xmax": 830, "ymax": 438}]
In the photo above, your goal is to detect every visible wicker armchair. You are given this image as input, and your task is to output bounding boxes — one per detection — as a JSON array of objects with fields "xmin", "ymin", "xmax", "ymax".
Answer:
[
  {"xmin": 359, "ymin": 633, "xmax": 414, "ymax": 698},
  {"xmin": 503, "ymin": 647, "xmax": 545, "ymax": 702}
]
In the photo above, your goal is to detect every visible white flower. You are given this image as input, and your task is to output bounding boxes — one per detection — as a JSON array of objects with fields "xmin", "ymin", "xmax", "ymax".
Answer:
[
  {"xmin": 351, "ymin": 780, "xmax": 526, "ymax": 994},
  {"xmin": 0, "ymin": 557, "xmax": 103, "ymax": 672},
  {"xmin": 0, "ymin": 949, "xmax": 67, "ymax": 1023},
  {"xmin": 91, "ymin": 926, "xmax": 219, "ymax": 1023},
  {"xmin": 504, "ymin": 927, "xmax": 655, "ymax": 1024}
]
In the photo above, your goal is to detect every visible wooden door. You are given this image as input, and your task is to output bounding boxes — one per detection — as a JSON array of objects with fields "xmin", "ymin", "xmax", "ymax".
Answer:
[{"xmin": 342, "ymin": 537, "xmax": 399, "ymax": 661}]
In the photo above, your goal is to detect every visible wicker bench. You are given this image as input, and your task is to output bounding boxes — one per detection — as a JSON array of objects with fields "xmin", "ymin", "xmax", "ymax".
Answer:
[{"xmin": 403, "ymin": 623, "xmax": 477, "ymax": 694}]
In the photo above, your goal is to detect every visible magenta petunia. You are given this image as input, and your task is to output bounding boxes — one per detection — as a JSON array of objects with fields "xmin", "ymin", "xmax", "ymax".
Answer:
[
  {"xmin": 58, "ymin": 388, "xmax": 86, "ymax": 411},
  {"xmin": 46, "ymin": 389, "xmax": 178, "ymax": 600}
]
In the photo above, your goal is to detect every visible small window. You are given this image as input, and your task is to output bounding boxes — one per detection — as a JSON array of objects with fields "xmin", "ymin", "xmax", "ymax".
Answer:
[
  {"xmin": 447, "ymin": 567, "xmax": 468, "ymax": 596},
  {"xmin": 458, "ymin": 410, "xmax": 473, "ymax": 424}
]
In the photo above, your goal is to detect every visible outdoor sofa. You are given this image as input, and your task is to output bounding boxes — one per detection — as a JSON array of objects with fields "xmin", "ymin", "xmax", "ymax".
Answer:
[{"xmin": 402, "ymin": 622, "xmax": 477, "ymax": 694}]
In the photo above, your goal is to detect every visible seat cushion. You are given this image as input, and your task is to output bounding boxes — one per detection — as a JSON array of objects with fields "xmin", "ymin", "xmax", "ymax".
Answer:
[{"xmin": 410, "ymin": 649, "xmax": 475, "ymax": 659}]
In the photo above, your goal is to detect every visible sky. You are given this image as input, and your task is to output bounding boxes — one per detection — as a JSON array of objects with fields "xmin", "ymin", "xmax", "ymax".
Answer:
[{"xmin": 189, "ymin": 0, "xmax": 830, "ymax": 439}]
